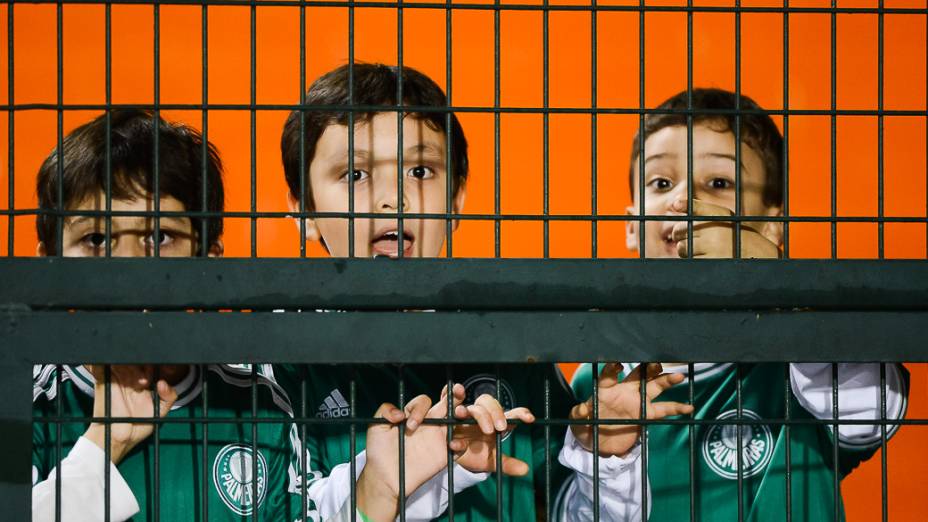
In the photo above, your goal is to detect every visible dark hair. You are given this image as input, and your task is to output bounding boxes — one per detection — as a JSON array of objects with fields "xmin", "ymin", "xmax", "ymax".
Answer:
[
  {"xmin": 629, "ymin": 88, "xmax": 784, "ymax": 208},
  {"xmin": 281, "ymin": 63, "xmax": 468, "ymax": 209},
  {"xmin": 36, "ymin": 109, "xmax": 225, "ymax": 255}
]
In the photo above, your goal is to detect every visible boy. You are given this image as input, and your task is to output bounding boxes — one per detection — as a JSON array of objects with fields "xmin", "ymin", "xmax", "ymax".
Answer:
[
  {"xmin": 278, "ymin": 63, "xmax": 577, "ymax": 520},
  {"xmin": 31, "ymin": 109, "xmax": 309, "ymax": 521},
  {"xmin": 559, "ymin": 88, "xmax": 909, "ymax": 520}
]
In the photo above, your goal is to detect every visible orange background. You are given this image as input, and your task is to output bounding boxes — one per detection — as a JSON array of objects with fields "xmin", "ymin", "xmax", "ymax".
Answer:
[{"xmin": 1, "ymin": 0, "xmax": 926, "ymax": 519}]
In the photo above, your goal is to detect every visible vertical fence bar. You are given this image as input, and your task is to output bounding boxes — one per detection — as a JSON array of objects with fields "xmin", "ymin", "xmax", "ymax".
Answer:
[
  {"xmin": 734, "ymin": 0, "xmax": 742, "ymax": 259},
  {"xmin": 153, "ymin": 0, "xmax": 161, "ymax": 259},
  {"xmin": 300, "ymin": 375, "xmax": 307, "ymax": 522},
  {"xmin": 299, "ymin": 1, "xmax": 306, "ymax": 258},
  {"xmin": 444, "ymin": 0, "xmax": 453, "ymax": 258},
  {"xmin": 201, "ymin": 366, "xmax": 210, "ymax": 521},
  {"xmin": 494, "ymin": 0, "xmax": 501, "ymax": 258},
  {"xmin": 446, "ymin": 367, "xmax": 455, "ymax": 520},
  {"xmin": 5, "ymin": 0, "xmax": 12, "ymax": 257},
  {"xmin": 830, "ymin": 0, "xmax": 837, "ymax": 259},
  {"xmin": 104, "ymin": 366, "xmax": 112, "ymax": 522},
  {"xmin": 542, "ymin": 0, "xmax": 549, "ymax": 259},
  {"xmin": 639, "ymin": 362, "xmax": 648, "ymax": 522},
  {"xmin": 250, "ymin": 2, "xmax": 257, "ymax": 258},
  {"xmin": 544, "ymin": 375, "xmax": 551, "ymax": 521},
  {"xmin": 398, "ymin": 367, "xmax": 407, "ymax": 522},
  {"xmin": 782, "ymin": 0, "xmax": 790, "ymax": 259},
  {"xmin": 831, "ymin": 363, "xmax": 839, "ymax": 522},
  {"xmin": 686, "ymin": 1, "xmax": 693, "ymax": 261},
  {"xmin": 688, "ymin": 363, "xmax": 695, "ymax": 522},
  {"xmin": 347, "ymin": 8, "xmax": 355, "ymax": 258},
  {"xmin": 105, "ymin": 1, "xmax": 112, "ymax": 258},
  {"xmin": 877, "ymin": 1, "xmax": 884, "ymax": 259},
  {"xmin": 350, "ymin": 374, "xmax": 357, "ymax": 522},
  {"xmin": 590, "ymin": 0, "xmax": 597, "ymax": 258},
  {"xmin": 251, "ymin": 367, "xmax": 259, "ymax": 522},
  {"xmin": 784, "ymin": 364, "xmax": 792, "ymax": 522},
  {"xmin": 55, "ymin": 0, "xmax": 63, "ymax": 256},
  {"xmin": 880, "ymin": 363, "xmax": 888, "ymax": 522},
  {"xmin": 637, "ymin": 0, "xmax": 645, "ymax": 258},
  {"xmin": 152, "ymin": 367, "xmax": 161, "ymax": 522},
  {"xmin": 200, "ymin": 0, "xmax": 209, "ymax": 257},
  {"xmin": 55, "ymin": 368, "xmax": 62, "ymax": 522},
  {"xmin": 592, "ymin": 363, "xmax": 600, "ymax": 522},
  {"xmin": 396, "ymin": 2, "xmax": 404, "ymax": 259},
  {"xmin": 736, "ymin": 364, "xmax": 743, "ymax": 522},
  {"xmin": 494, "ymin": 367, "xmax": 503, "ymax": 522}
]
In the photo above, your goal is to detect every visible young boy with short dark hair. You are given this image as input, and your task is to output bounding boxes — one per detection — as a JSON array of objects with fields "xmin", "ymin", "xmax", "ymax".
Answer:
[
  {"xmin": 278, "ymin": 63, "xmax": 577, "ymax": 521},
  {"xmin": 31, "ymin": 109, "xmax": 309, "ymax": 521},
  {"xmin": 560, "ymin": 88, "xmax": 909, "ymax": 521}
]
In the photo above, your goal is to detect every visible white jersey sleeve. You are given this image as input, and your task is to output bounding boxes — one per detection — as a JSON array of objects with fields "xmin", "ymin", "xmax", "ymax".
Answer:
[
  {"xmin": 555, "ymin": 428, "xmax": 647, "ymax": 522},
  {"xmin": 311, "ymin": 450, "xmax": 489, "ymax": 522},
  {"xmin": 32, "ymin": 436, "xmax": 139, "ymax": 522},
  {"xmin": 789, "ymin": 363, "xmax": 907, "ymax": 447}
]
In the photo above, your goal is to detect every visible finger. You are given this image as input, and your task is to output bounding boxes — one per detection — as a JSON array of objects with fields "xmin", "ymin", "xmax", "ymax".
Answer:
[
  {"xmin": 671, "ymin": 221, "xmax": 690, "ymax": 244},
  {"xmin": 499, "ymin": 455, "xmax": 530, "ymax": 477},
  {"xmin": 570, "ymin": 400, "xmax": 591, "ymax": 421},
  {"xmin": 475, "ymin": 394, "xmax": 508, "ymax": 432},
  {"xmin": 465, "ymin": 404, "xmax": 496, "ymax": 435},
  {"xmin": 374, "ymin": 402, "xmax": 406, "ymax": 425},
  {"xmin": 645, "ymin": 372, "xmax": 686, "ymax": 400},
  {"xmin": 504, "ymin": 407, "xmax": 535, "ymax": 426},
  {"xmin": 690, "ymin": 199, "xmax": 734, "ymax": 217},
  {"xmin": 156, "ymin": 380, "xmax": 178, "ymax": 417},
  {"xmin": 404, "ymin": 394, "xmax": 433, "ymax": 432},
  {"xmin": 622, "ymin": 363, "xmax": 662, "ymax": 384},
  {"xmin": 648, "ymin": 401, "xmax": 695, "ymax": 419},
  {"xmin": 597, "ymin": 363, "xmax": 624, "ymax": 388}
]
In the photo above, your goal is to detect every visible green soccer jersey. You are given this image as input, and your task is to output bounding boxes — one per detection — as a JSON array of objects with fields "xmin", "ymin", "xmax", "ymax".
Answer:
[
  {"xmin": 277, "ymin": 363, "xmax": 577, "ymax": 522},
  {"xmin": 568, "ymin": 363, "xmax": 909, "ymax": 522},
  {"xmin": 32, "ymin": 364, "xmax": 309, "ymax": 522}
]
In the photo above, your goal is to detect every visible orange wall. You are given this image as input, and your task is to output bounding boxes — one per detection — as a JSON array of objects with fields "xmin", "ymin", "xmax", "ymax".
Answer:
[{"xmin": 1, "ymin": 1, "xmax": 925, "ymax": 519}]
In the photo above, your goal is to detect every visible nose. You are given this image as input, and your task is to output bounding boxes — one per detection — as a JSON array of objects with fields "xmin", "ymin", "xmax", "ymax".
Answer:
[
  {"xmin": 374, "ymin": 171, "xmax": 412, "ymax": 213},
  {"xmin": 665, "ymin": 183, "xmax": 689, "ymax": 215}
]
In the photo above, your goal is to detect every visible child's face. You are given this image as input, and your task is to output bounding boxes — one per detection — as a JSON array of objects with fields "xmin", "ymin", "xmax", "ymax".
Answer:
[
  {"xmin": 626, "ymin": 122, "xmax": 781, "ymax": 257},
  {"xmin": 295, "ymin": 112, "xmax": 466, "ymax": 258},
  {"xmin": 41, "ymin": 190, "xmax": 218, "ymax": 258}
]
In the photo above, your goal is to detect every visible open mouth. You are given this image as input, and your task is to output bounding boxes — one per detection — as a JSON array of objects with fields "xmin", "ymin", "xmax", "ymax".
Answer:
[{"xmin": 371, "ymin": 229, "xmax": 415, "ymax": 257}]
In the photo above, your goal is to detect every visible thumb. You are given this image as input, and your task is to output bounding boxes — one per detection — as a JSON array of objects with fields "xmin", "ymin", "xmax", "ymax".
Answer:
[{"xmin": 156, "ymin": 380, "xmax": 178, "ymax": 417}]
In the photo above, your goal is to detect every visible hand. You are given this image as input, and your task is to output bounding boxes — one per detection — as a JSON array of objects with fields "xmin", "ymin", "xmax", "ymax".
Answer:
[
  {"xmin": 451, "ymin": 393, "xmax": 535, "ymax": 477},
  {"xmin": 83, "ymin": 365, "xmax": 179, "ymax": 465},
  {"xmin": 671, "ymin": 199, "xmax": 780, "ymax": 259},
  {"xmin": 358, "ymin": 385, "xmax": 534, "ymax": 521},
  {"xmin": 570, "ymin": 363, "xmax": 693, "ymax": 457}
]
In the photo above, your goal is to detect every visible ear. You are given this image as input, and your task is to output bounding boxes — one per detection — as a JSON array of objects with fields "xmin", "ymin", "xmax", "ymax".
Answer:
[
  {"xmin": 287, "ymin": 193, "xmax": 321, "ymax": 242},
  {"xmin": 207, "ymin": 239, "xmax": 224, "ymax": 258},
  {"xmin": 451, "ymin": 184, "xmax": 467, "ymax": 231},
  {"xmin": 761, "ymin": 206, "xmax": 784, "ymax": 248},
  {"xmin": 625, "ymin": 205, "xmax": 639, "ymax": 252},
  {"xmin": 37, "ymin": 242, "xmax": 47, "ymax": 257}
]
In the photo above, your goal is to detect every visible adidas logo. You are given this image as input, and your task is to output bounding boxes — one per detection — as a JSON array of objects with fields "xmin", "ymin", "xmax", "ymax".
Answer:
[{"xmin": 316, "ymin": 389, "xmax": 351, "ymax": 419}]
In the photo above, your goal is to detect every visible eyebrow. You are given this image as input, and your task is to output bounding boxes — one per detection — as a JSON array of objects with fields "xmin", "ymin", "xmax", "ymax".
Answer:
[
  {"xmin": 66, "ymin": 215, "xmax": 192, "ymax": 230},
  {"xmin": 328, "ymin": 142, "xmax": 444, "ymax": 163},
  {"xmin": 643, "ymin": 152, "xmax": 748, "ymax": 171}
]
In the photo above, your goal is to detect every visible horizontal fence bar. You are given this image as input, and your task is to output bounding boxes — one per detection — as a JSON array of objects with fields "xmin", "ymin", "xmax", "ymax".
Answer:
[
  {"xmin": 3, "ymin": 258, "xmax": 928, "ymax": 311},
  {"xmin": 3, "ymin": 309, "xmax": 928, "ymax": 363},
  {"xmin": 3, "ymin": 103, "xmax": 927, "ymax": 117},
  {"xmin": 6, "ymin": 0, "xmax": 928, "ymax": 14}
]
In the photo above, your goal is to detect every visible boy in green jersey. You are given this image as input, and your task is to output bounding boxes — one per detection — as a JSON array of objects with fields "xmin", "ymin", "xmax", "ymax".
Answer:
[
  {"xmin": 31, "ymin": 110, "xmax": 309, "ymax": 521},
  {"xmin": 278, "ymin": 63, "xmax": 577, "ymax": 521},
  {"xmin": 560, "ymin": 89, "xmax": 910, "ymax": 521}
]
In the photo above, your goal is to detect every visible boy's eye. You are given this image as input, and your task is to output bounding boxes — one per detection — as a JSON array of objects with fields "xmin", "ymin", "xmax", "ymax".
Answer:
[
  {"xmin": 647, "ymin": 178, "xmax": 672, "ymax": 191},
  {"xmin": 342, "ymin": 170, "xmax": 369, "ymax": 183},
  {"xmin": 146, "ymin": 231, "xmax": 174, "ymax": 246},
  {"xmin": 80, "ymin": 232, "xmax": 107, "ymax": 249},
  {"xmin": 709, "ymin": 178, "xmax": 733, "ymax": 190},
  {"xmin": 407, "ymin": 166, "xmax": 434, "ymax": 180}
]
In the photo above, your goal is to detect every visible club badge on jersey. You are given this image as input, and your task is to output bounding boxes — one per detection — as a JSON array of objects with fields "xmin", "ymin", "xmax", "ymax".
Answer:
[
  {"xmin": 701, "ymin": 409, "xmax": 774, "ymax": 479},
  {"xmin": 213, "ymin": 444, "xmax": 269, "ymax": 516}
]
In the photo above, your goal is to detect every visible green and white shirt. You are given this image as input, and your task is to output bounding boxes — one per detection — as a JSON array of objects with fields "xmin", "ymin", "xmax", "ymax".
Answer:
[
  {"xmin": 32, "ymin": 364, "xmax": 310, "ymax": 522},
  {"xmin": 277, "ymin": 363, "xmax": 577, "ymax": 521},
  {"xmin": 558, "ymin": 363, "xmax": 908, "ymax": 522}
]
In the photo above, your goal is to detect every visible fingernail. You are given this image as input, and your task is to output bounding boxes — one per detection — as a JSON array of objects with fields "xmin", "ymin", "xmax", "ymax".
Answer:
[
  {"xmin": 495, "ymin": 420, "xmax": 507, "ymax": 431},
  {"xmin": 407, "ymin": 419, "xmax": 418, "ymax": 430}
]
